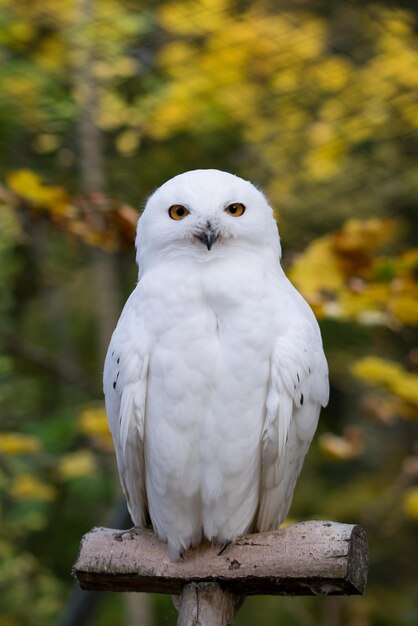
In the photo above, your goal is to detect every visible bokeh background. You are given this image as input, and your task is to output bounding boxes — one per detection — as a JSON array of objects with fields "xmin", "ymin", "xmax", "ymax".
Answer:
[{"xmin": 0, "ymin": 0, "xmax": 417, "ymax": 625}]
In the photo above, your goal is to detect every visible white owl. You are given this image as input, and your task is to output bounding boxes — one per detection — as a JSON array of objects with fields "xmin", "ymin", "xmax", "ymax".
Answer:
[{"xmin": 104, "ymin": 169, "xmax": 329, "ymax": 561}]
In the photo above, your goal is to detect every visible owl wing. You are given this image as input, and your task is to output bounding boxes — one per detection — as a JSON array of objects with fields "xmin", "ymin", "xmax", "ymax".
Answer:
[
  {"xmin": 103, "ymin": 293, "xmax": 150, "ymax": 527},
  {"xmin": 257, "ymin": 282, "xmax": 329, "ymax": 532}
]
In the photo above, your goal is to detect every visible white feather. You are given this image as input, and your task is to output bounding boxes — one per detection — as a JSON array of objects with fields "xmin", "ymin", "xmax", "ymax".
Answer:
[
  {"xmin": 104, "ymin": 169, "xmax": 329, "ymax": 560},
  {"xmin": 103, "ymin": 297, "xmax": 150, "ymax": 526},
  {"xmin": 258, "ymin": 274, "xmax": 329, "ymax": 531}
]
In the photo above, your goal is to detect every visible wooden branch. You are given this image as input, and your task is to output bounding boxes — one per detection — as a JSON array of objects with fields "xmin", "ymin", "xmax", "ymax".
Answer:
[{"xmin": 73, "ymin": 521, "xmax": 368, "ymax": 597}]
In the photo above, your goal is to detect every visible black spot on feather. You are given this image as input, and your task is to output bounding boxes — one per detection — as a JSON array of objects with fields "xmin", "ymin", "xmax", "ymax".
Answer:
[
  {"xmin": 300, "ymin": 393, "xmax": 304, "ymax": 405},
  {"xmin": 117, "ymin": 357, "xmax": 120, "ymax": 364},
  {"xmin": 113, "ymin": 381, "xmax": 116, "ymax": 389}
]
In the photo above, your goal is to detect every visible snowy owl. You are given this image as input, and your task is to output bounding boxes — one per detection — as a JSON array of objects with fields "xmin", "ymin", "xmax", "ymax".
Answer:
[{"xmin": 104, "ymin": 169, "xmax": 329, "ymax": 560}]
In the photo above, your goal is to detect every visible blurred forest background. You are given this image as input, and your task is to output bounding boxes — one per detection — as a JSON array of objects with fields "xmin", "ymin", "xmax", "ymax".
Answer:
[{"xmin": 0, "ymin": 0, "xmax": 417, "ymax": 625}]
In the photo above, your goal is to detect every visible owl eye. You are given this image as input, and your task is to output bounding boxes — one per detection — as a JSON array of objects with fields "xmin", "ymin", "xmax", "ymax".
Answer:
[
  {"xmin": 225, "ymin": 203, "xmax": 246, "ymax": 217},
  {"xmin": 169, "ymin": 205, "xmax": 190, "ymax": 220}
]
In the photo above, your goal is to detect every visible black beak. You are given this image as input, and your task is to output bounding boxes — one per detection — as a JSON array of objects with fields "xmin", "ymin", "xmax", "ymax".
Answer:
[
  {"xmin": 195, "ymin": 224, "xmax": 219, "ymax": 250},
  {"xmin": 202, "ymin": 230, "xmax": 216, "ymax": 250}
]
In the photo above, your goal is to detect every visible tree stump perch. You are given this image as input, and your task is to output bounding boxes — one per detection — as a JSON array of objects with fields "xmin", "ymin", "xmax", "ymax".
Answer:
[
  {"xmin": 73, "ymin": 520, "xmax": 368, "ymax": 625},
  {"xmin": 176, "ymin": 583, "xmax": 242, "ymax": 626}
]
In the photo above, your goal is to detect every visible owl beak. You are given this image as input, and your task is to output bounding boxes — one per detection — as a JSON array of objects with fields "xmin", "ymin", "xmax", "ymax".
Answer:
[
  {"xmin": 202, "ymin": 231, "xmax": 216, "ymax": 250},
  {"xmin": 195, "ymin": 223, "xmax": 219, "ymax": 250}
]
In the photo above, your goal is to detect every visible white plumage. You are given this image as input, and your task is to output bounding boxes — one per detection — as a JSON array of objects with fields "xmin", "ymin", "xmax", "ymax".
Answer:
[{"xmin": 104, "ymin": 169, "xmax": 329, "ymax": 560}]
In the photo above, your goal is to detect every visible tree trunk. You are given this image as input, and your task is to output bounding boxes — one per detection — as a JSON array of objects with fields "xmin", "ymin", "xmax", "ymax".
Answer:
[
  {"xmin": 72, "ymin": 2, "xmax": 151, "ymax": 625},
  {"xmin": 74, "ymin": 0, "xmax": 120, "ymax": 363}
]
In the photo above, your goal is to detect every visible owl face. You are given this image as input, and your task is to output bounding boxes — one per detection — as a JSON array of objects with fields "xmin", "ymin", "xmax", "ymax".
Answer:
[{"xmin": 136, "ymin": 170, "xmax": 280, "ymax": 266}]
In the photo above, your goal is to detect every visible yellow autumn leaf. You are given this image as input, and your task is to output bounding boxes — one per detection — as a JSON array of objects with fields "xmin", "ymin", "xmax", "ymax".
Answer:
[
  {"xmin": 313, "ymin": 57, "xmax": 352, "ymax": 91},
  {"xmin": 1, "ymin": 75, "xmax": 38, "ymax": 101},
  {"xmin": 9, "ymin": 21, "xmax": 35, "ymax": 43},
  {"xmin": 318, "ymin": 428, "xmax": 364, "ymax": 461},
  {"xmin": 309, "ymin": 121, "xmax": 335, "ymax": 146},
  {"xmin": 0, "ymin": 433, "xmax": 42, "ymax": 455},
  {"xmin": 353, "ymin": 357, "xmax": 418, "ymax": 418},
  {"xmin": 79, "ymin": 407, "xmax": 113, "ymax": 450},
  {"xmin": 115, "ymin": 129, "xmax": 140, "ymax": 156},
  {"xmin": 7, "ymin": 170, "xmax": 68, "ymax": 211},
  {"xmin": 398, "ymin": 249, "xmax": 418, "ymax": 273},
  {"xmin": 32, "ymin": 134, "xmax": 61, "ymax": 154},
  {"xmin": 57, "ymin": 449, "xmax": 98, "ymax": 480},
  {"xmin": 32, "ymin": 35, "xmax": 67, "ymax": 71},
  {"xmin": 159, "ymin": 0, "xmax": 229, "ymax": 36},
  {"xmin": 352, "ymin": 357, "xmax": 404, "ymax": 386},
  {"xmin": 340, "ymin": 283, "xmax": 391, "ymax": 323},
  {"xmin": 158, "ymin": 41, "xmax": 195, "ymax": 69},
  {"xmin": 279, "ymin": 517, "xmax": 299, "ymax": 529},
  {"xmin": 333, "ymin": 218, "xmax": 395, "ymax": 256},
  {"xmin": 390, "ymin": 292, "xmax": 418, "ymax": 326},
  {"xmin": 11, "ymin": 474, "xmax": 55, "ymax": 502},
  {"xmin": 114, "ymin": 56, "xmax": 138, "ymax": 78},
  {"xmin": 289, "ymin": 219, "xmax": 396, "ymax": 314},
  {"xmin": 391, "ymin": 376, "xmax": 418, "ymax": 408},
  {"xmin": 402, "ymin": 487, "xmax": 418, "ymax": 520},
  {"xmin": 79, "ymin": 407, "xmax": 109, "ymax": 436},
  {"xmin": 289, "ymin": 236, "xmax": 344, "ymax": 299},
  {"xmin": 304, "ymin": 136, "xmax": 347, "ymax": 181}
]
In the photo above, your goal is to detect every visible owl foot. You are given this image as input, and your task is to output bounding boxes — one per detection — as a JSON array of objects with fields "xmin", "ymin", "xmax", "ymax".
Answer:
[{"xmin": 113, "ymin": 526, "xmax": 140, "ymax": 541}]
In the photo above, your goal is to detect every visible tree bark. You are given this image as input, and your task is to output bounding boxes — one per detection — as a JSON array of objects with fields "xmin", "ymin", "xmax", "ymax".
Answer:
[{"xmin": 176, "ymin": 583, "xmax": 241, "ymax": 626}]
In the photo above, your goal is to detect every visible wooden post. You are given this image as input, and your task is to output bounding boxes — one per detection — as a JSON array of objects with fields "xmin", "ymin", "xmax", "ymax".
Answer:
[
  {"xmin": 176, "ymin": 583, "xmax": 241, "ymax": 626},
  {"xmin": 73, "ymin": 521, "xmax": 368, "ymax": 625}
]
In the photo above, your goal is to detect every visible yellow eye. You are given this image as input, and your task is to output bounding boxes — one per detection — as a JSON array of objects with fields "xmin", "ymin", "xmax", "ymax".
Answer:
[
  {"xmin": 225, "ymin": 203, "xmax": 246, "ymax": 217},
  {"xmin": 169, "ymin": 205, "xmax": 190, "ymax": 220}
]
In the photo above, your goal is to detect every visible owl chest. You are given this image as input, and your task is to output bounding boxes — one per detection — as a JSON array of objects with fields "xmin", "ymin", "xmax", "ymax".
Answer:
[
  {"xmin": 140, "ymin": 270, "xmax": 275, "ymax": 413},
  {"xmin": 142, "ymin": 264, "xmax": 273, "ymax": 467},
  {"xmin": 145, "ymin": 266, "xmax": 274, "ymax": 350}
]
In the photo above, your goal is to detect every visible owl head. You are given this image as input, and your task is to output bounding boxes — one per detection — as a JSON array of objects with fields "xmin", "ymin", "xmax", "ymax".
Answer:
[{"xmin": 136, "ymin": 169, "xmax": 281, "ymax": 269}]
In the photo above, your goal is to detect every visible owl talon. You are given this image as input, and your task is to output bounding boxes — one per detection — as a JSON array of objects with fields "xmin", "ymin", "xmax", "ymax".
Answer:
[{"xmin": 217, "ymin": 540, "xmax": 232, "ymax": 556}]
